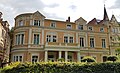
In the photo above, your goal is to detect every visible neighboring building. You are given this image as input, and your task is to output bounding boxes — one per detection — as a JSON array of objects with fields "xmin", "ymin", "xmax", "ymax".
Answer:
[
  {"xmin": 11, "ymin": 6, "xmax": 114, "ymax": 63},
  {"xmin": 109, "ymin": 14, "xmax": 120, "ymax": 55},
  {"xmin": 0, "ymin": 12, "xmax": 10, "ymax": 67}
]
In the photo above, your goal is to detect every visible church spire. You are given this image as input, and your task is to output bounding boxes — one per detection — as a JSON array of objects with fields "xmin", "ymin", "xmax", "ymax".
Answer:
[{"xmin": 103, "ymin": 4, "xmax": 109, "ymax": 21}]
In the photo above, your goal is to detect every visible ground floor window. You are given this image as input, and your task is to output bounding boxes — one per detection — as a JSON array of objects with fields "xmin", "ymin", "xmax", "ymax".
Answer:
[
  {"xmin": 32, "ymin": 55, "xmax": 38, "ymax": 62},
  {"xmin": 48, "ymin": 55, "xmax": 54, "ymax": 62},
  {"xmin": 103, "ymin": 56, "xmax": 107, "ymax": 62},
  {"xmin": 13, "ymin": 55, "xmax": 23, "ymax": 62}
]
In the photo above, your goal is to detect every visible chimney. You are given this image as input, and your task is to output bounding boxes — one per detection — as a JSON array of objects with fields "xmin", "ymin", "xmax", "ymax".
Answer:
[{"xmin": 68, "ymin": 16, "xmax": 70, "ymax": 22}]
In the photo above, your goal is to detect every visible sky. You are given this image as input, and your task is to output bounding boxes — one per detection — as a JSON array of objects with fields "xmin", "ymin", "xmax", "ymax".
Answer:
[{"xmin": 0, "ymin": 0, "xmax": 120, "ymax": 28}]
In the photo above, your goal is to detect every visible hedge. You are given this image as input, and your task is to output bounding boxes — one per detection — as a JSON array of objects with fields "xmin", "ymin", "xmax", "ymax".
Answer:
[{"xmin": 1, "ymin": 62, "xmax": 120, "ymax": 73}]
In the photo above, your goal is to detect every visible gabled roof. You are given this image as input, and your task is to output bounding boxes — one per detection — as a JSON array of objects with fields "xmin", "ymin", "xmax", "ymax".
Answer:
[
  {"xmin": 87, "ymin": 18, "xmax": 98, "ymax": 25},
  {"xmin": 33, "ymin": 11, "xmax": 45, "ymax": 18},
  {"xmin": 75, "ymin": 17, "xmax": 87, "ymax": 23}
]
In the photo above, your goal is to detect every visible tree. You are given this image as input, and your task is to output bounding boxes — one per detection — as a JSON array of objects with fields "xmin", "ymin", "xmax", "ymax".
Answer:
[
  {"xmin": 107, "ymin": 55, "xmax": 118, "ymax": 62},
  {"xmin": 81, "ymin": 56, "xmax": 96, "ymax": 63}
]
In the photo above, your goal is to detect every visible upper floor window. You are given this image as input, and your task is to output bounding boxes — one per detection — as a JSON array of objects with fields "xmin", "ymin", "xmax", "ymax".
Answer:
[
  {"xmin": 64, "ymin": 36, "xmax": 73, "ymax": 43},
  {"xmin": 90, "ymin": 38, "xmax": 94, "ymax": 48},
  {"xmin": 100, "ymin": 27, "xmax": 104, "ymax": 32},
  {"xmin": 88, "ymin": 26, "xmax": 93, "ymax": 31},
  {"xmin": 46, "ymin": 35, "xmax": 57, "ymax": 42},
  {"xmin": 80, "ymin": 37, "xmax": 84, "ymax": 47},
  {"xmin": 69, "ymin": 37, "xmax": 73, "ymax": 43},
  {"xmin": 34, "ymin": 20, "xmax": 40, "ymax": 26},
  {"xmin": 16, "ymin": 34, "xmax": 24, "ymax": 45},
  {"xmin": 18, "ymin": 20, "xmax": 23, "ymax": 26},
  {"xmin": 67, "ymin": 24, "xmax": 72, "ymax": 29},
  {"xmin": 102, "ymin": 39, "xmax": 106, "ymax": 48},
  {"xmin": 78, "ymin": 25, "xmax": 83, "ymax": 30},
  {"xmin": 13, "ymin": 55, "xmax": 23, "ymax": 62},
  {"xmin": 34, "ymin": 34, "xmax": 39, "ymax": 44},
  {"xmin": 50, "ymin": 22, "xmax": 56, "ymax": 28},
  {"xmin": 2, "ymin": 29, "xmax": 5, "ymax": 37}
]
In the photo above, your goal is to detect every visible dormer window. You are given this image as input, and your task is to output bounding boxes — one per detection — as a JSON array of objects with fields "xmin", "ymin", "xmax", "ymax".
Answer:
[
  {"xmin": 34, "ymin": 20, "xmax": 40, "ymax": 26},
  {"xmin": 18, "ymin": 20, "xmax": 23, "ymax": 26},
  {"xmin": 67, "ymin": 24, "xmax": 72, "ymax": 29},
  {"xmin": 88, "ymin": 26, "xmax": 93, "ymax": 31},
  {"xmin": 78, "ymin": 25, "xmax": 83, "ymax": 30},
  {"xmin": 100, "ymin": 27, "xmax": 104, "ymax": 32},
  {"xmin": 50, "ymin": 22, "xmax": 56, "ymax": 28}
]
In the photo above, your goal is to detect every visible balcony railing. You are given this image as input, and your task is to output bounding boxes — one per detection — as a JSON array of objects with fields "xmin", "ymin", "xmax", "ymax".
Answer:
[{"xmin": 46, "ymin": 42, "xmax": 79, "ymax": 47}]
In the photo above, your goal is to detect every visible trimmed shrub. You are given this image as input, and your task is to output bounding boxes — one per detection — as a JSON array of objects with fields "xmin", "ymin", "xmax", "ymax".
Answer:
[
  {"xmin": 81, "ymin": 56, "xmax": 96, "ymax": 63},
  {"xmin": 107, "ymin": 55, "xmax": 118, "ymax": 62},
  {"xmin": 1, "ymin": 62, "xmax": 120, "ymax": 73}
]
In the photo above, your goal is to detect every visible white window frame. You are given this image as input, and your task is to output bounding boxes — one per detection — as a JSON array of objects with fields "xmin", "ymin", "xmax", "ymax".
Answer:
[
  {"xmin": 46, "ymin": 34, "xmax": 57, "ymax": 42},
  {"xmin": 100, "ymin": 27, "xmax": 104, "ymax": 32},
  {"xmin": 15, "ymin": 33, "xmax": 25, "ymax": 45},
  {"xmin": 90, "ymin": 38, "xmax": 95, "ymax": 48},
  {"xmin": 33, "ymin": 33, "xmax": 40, "ymax": 44},
  {"xmin": 18, "ymin": 20, "xmax": 24, "ymax": 26},
  {"xmin": 64, "ymin": 35, "xmax": 74, "ymax": 43},
  {"xmin": 13, "ymin": 54, "xmax": 23, "ymax": 62},
  {"xmin": 31, "ymin": 53, "xmax": 39, "ymax": 62},
  {"xmin": 88, "ymin": 26, "xmax": 93, "ymax": 31},
  {"xmin": 33, "ymin": 20, "xmax": 40, "ymax": 26},
  {"xmin": 50, "ymin": 22, "xmax": 56, "ymax": 28},
  {"xmin": 80, "ymin": 37, "xmax": 84, "ymax": 47},
  {"xmin": 101, "ymin": 39, "xmax": 106, "ymax": 48},
  {"xmin": 78, "ymin": 25, "xmax": 83, "ymax": 30},
  {"xmin": 66, "ymin": 24, "xmax": 72, "ymax": 29}
]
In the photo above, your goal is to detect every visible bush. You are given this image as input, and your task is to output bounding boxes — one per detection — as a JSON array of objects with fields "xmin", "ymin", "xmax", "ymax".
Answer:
[
  {"xmin": 107, "ymin": 55, "xmax": 118, "ymax": 62},
  {"xmin": 81, "ymin": 56, "xmax": 96, "ymax": 63},
  {"xmin": 1, "ymin": 62, "xmax": 120, "ymax": 73}
]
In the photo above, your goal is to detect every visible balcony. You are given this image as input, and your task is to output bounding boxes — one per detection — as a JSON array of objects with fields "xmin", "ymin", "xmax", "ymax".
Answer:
[{"xmin": 46, "ymin": 42, "xmax": 79, "ymax": 48}]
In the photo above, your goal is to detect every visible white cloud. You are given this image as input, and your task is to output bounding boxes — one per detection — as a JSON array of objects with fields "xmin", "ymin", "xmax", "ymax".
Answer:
[{"xmin": 0, "ymin": 0, "xmax": 119, "ymax": 28}]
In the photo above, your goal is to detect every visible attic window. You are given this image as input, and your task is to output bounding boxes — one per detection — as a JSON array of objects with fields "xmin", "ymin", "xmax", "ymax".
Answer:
[
  {"xmin": 88, "ymin": 26, "xmax": 93, "ymax": 31},
  {"xmin": 34, "ymin": 20, "xmax": 40, "ymax": 26},
  {"xmin": 50, "ymin": 22, "xmax": 56, "ymax": 28},
  {"xmin": 78, "ymin": 25, "xmax": 83, "ymax": 30},
  {"xmin": 100, "ymin": 27, "xmax": 104, "ymax": 32},
  {"xmin": 18, "ymin": 20, "xmax": 23, "ymax": 26},
  {"xmin": 67, "ymin": 24, "xmax": 72, "ymax": 29}
]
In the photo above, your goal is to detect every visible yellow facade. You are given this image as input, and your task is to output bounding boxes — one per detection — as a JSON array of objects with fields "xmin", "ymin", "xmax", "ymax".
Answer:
[{"xmin": 11, "ymin": 9, "xmax": 114, "ymax": 63}]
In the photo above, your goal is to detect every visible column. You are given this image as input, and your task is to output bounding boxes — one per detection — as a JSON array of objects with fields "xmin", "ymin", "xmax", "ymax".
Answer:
[
  {"xmin": 45, "ymin": 51, "xmax": 48, "ymax": 62},
  {"xmin": 77, "ymin": 51, "xmax": 80, "ymax": 62},
  {"xmin": 59, "ymin": 51, "xmax": 62, "ymax": 59},
  {"xmin": 65, "ymin": 51, "xmax": 68, "ymax": 62},
  {"xmin": 28, "ymin": 29, "xmax": 32, "ymax": 48}
]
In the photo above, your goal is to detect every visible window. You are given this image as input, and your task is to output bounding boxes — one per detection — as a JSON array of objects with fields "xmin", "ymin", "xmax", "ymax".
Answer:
[
  {"xmin": 46, "ymin": 35, "xmax": 57, "ymax": 42},
  {"xmin": 13, "ymin": 55, "xmax": 23, "ymax": 62},
  {"xmin": 100, "ymin": 27, "xmax": 104, "ymax": 32},
  {"xmin": 18, "ymin": 20, "xmax": 23, "ymax": 26},
  {"xmin": 2, "ymin": 29, "xmax": 5, "ymax": 37},
  {"xmin": 32, "ymin": 55, "xmax": 38, "ymax": 62},
  {"xmin": 50, "ymin": 22, "xmax": 56, "ymax": 28},
  {"xmin": 80, "ymin": 37, "xmax": 84, "ymax": 47},
  {"xmin": 69, "ymin": 37, "xmax": 73, "ymax": 43},
  {"xmin": 47, "ymin": 35, "xmax": 51, "ymax": 42},
  {"xmin": 64, "ymin": 36, "xmax": 74, "ymax": 43},
  {"xmin": 88, "ymin": 26, "xmax": 93, "ymax": 31},
  {"xmin": 67, "ymin": 24, "xmax": 72, "ymax": 29},
  {"xmin": 34, "ymin": 34, "xmax": 39, "ymax": 44},
  {"xmin": 53, "ymin": 35, "xmax": 57, "ymax": 42},
  {"xmin": 34, "ymin": 20, "xmax": 40, "ymax": 26},
  {"xmin": 90, "ymin": 38, "xmax": 94, "ymax": 48},
  {"xmin": 78, "ymin": 25, "xmax": 83, "ymax": 30},
  {"xmin": 103, "ymin": 56, "xmax": 107, "ymax": 62},
  {"xmin": 64, "ymin": 36, "xmax": 68, "ymax": 43},
  {"xmin": 16, "ymin": 34, "xmax": 24, "ymax": 45},
  {"xmin": 102, "ymin": 39, "xmax": 106, "ymax": 48}
]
